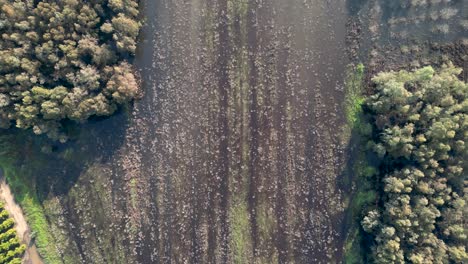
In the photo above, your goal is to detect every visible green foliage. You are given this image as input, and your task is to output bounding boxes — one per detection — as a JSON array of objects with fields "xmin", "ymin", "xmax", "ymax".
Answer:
[
  {"xmin": 343, "ymin": 64, "xmax": 377, "ymax": 264},
  {"xmin": 345, "ymin": 63, "xmax": 365, "ymax": 127},
  {"xmin": 362, "ymin": 63, "xmax": 468, "ymax": 263},
  {"xmin": 0, "ymin": 133, "xmax": 61, "ymax": 263},
  {"xmin": 0, "ymin": 203, "xmax": 25, "ymax": 264},
  {"xmin": 0, "ymin": 0, "xmax": 141, "ymax": 141},
  {"xmin": 0, "ymin": 165, "xmax": 61, "ymax": 264}
]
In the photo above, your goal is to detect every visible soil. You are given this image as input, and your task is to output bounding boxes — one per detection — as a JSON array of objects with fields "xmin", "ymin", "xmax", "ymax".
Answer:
[
  {"xmin": 131, "ymin": 0, "xmax": 350, "ymax": 262},
  {"xmin": 32, "ymin": 0, "xmax": 351, "ymax": 262}
]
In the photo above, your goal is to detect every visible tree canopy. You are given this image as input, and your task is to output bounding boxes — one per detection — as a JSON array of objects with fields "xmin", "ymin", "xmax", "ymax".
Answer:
[
  {"xmin": 362, "ymin": 63, "xmax": 467, "ymax": 263},
  {"xmin": 0, "ymin": 0, "xmax": 141, "ymax": 142}
]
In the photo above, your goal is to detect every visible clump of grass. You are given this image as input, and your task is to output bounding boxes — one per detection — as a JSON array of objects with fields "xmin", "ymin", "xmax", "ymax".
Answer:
[
  {"xmin": 344, "ymin": 63, "xmax": 372, "ymax": 136},
  {"xmin": 230, "ymin": 202, "xmax": 251, "ymax": 264},
  {"xmin": 344, "ymin": 63, "xmax": 365, "ymax": 126}
]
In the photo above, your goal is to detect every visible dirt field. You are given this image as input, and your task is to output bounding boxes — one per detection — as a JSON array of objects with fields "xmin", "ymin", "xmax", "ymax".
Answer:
[
  {"xmin": 30, "ymin": 0, "xmax": 352, "ymax": 263},
  {"xmin": 126, "ymin": 0, "xmax": 349, "ymax": 262}
]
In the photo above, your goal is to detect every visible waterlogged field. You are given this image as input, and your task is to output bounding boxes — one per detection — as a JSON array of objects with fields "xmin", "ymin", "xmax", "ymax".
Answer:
[{"xmin": 0, "ymin": 0, "xmax": 466, "ymax": 263}]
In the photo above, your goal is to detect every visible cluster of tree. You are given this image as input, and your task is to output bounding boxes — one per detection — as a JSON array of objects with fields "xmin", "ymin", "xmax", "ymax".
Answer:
[
  {"xmin": 0, "ymin": 203, "xmax": 25, "ymax": 264},
  {"xmin": 0, "ymin": 0, "xmax": 141, "ymax": 141},
  {"xmin": 362, "ymin": 63, "xmax": 467, "ymax": 263}
]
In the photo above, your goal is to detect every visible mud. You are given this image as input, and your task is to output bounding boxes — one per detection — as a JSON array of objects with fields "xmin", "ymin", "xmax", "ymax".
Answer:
[
  {"xmin": 42, "ymin": 0, "xmax": 351, "ymax": 262},
  {"xmin": 113, "ymin": 0, "xmax": 350, "ymax": 262}
]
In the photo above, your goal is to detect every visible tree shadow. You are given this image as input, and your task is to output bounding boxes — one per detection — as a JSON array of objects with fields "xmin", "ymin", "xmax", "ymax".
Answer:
[
  {"xmin": 2, "ymin": 109, "xmax": 129, "ymax": 200},
  {"xmin": 335, "ymin": 124, "xmax": 374, "ymax": 263}
]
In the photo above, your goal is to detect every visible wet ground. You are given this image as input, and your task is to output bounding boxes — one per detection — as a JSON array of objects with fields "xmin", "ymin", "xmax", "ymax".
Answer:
[{"xmin": 125, "ymin": 0, "xmax": 349, "ymax": 262}]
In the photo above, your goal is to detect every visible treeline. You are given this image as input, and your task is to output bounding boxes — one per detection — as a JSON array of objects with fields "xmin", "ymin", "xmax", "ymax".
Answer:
[
  {"xmin": 0, "ymin": 203, "xmax": 25, "ymax": 264},
  {"xmin": 0, "ymin": 0, "xmax": 141, "ymax": 141},
  {"xmin": 362, "ymin": 64, "xmax": 467, "ymax": 263}
]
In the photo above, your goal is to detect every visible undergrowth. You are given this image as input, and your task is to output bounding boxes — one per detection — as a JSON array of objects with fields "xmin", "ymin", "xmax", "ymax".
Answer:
[
  {"xmin": 342, "ymin": 64, "xmax": 377, "ymax": 264},
  {"xmin": 0, "ymin": 133, "xmax": 61, "ymax": 264}
]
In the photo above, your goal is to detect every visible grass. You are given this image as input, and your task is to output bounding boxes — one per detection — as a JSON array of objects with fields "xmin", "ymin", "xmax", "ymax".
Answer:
[
  {"xmin": 342, "ymin": 63, "xmax": 377, "ymax": 264},
  {"xmin": 0, "ymin": 134, "xmax": 62, "ymax": 264},
  {"xmin": 230, "ymin": 201, "xmax": 251, "ymax": 264},
  {"xmin": 344, "ymin": 154, "xmax": 377, "ymax": 264},
  {"xmin": 0, "ymin": 166, "xmax": 62, "ymax": 264},
  {"xmin": 344, "ymin": 63, "xmax": 365, "ymax": 127}
]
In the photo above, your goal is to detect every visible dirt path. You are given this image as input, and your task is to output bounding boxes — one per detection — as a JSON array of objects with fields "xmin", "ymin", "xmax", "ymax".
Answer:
[
  {"xmin": 0, "ymin": 171, "xmax": 43, "ymax": 264},
  {"xmin": 0, "ymin": 179, "xmax": 28, "ymax": 240}
]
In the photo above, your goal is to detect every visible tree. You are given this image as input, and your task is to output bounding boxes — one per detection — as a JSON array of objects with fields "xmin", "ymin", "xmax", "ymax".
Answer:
[
  {"xmin": 362, "ymin": 64, "xmax": 467, "ymax": 263},
  {"xmin": 104, "ymin": 62, "xmax": 139, "ymax": 103},
  {"xmin": 0, "ymin": 0, "xmax": 141, "ymax": 141}
]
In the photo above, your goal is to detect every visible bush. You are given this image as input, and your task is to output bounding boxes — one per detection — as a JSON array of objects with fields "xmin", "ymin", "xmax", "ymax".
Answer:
[{"xmin": 0, "ymin": 204, "xmax": 26, "ymax": 262}]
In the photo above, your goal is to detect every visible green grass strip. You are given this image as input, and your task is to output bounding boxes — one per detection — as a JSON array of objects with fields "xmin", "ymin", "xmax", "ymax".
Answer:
[{"xmin": 0, "ymin": 135, "xmax": 62, "ymax": 264}]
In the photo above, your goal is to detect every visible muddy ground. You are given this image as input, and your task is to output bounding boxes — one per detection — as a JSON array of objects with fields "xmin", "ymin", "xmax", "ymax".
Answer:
[
  {"xmin": 2, "ymin": 0, "xmax": 466, "ymax": 263},
  {"xmin": 41, "ymin": 0, "xmax": 350, "ymax": 263},
  {"xmin": 116, "ymin": 0, "xmax": 349, "ymax": 262}
]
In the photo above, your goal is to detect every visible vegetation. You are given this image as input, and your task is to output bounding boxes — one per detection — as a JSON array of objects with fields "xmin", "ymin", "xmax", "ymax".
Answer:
[
  {"xmin": 0, "ymin": 133, "xmax": 61, "ymax": 263},
  {"xmin": 0, "ymin": 202, "xmax": 25, "ymax": 264},
  {"xmin": 342, "ymin": 64, "xmax": 378, "ymax": 264},
  {"xmin": 344, "ymin": 63, "xmax": 365, "ymax": 126},
  {"xmin": 0, "ymin": 0, "xmax": 141, "ymax": 141},
  {"xmin": 362, "ymin": 63, "xmax": 467, "ymax": 263}
]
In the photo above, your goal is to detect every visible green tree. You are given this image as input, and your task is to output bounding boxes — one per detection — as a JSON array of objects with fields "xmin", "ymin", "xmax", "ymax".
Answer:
[
  {"xmin": 0, "ymin": 0, "xmax": 141, "ymax": 141},
  {"xmin": 362, "ymin": 64, "xmax": 467, "ymax": 263}
]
